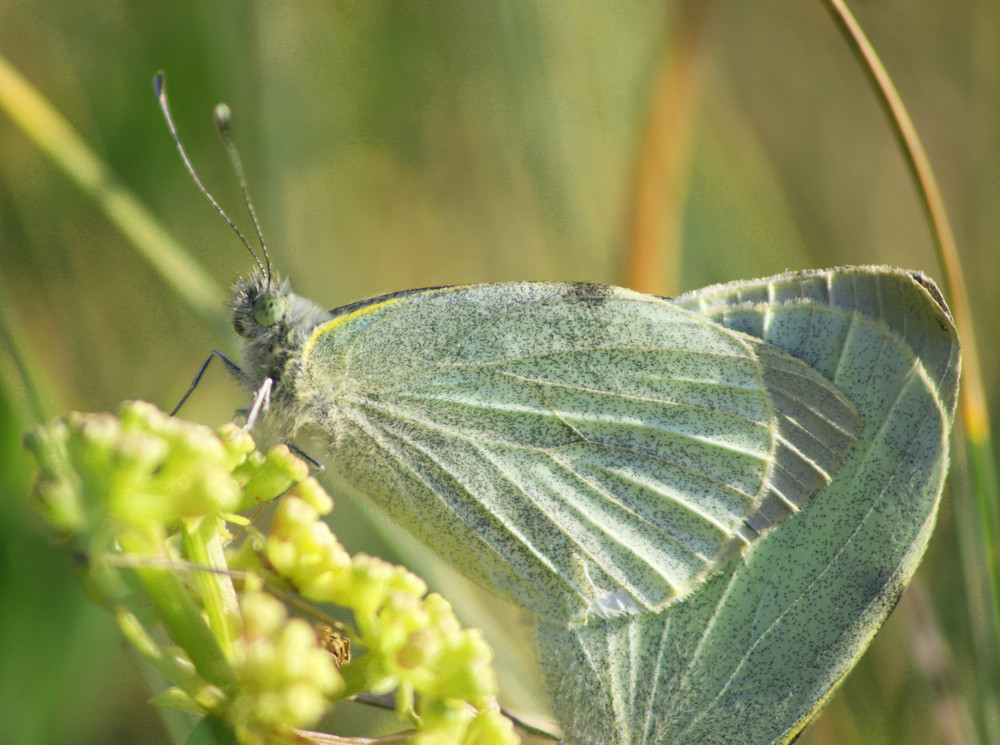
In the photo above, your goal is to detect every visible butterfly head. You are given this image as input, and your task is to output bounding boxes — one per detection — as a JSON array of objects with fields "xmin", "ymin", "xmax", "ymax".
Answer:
[
  {"xmin": 229, "ymin": 269, "xmax": 330, "ymax": 401},
  {"xmin": 231, "ymin": 271, "xmax": 291, "ymax": 340}
]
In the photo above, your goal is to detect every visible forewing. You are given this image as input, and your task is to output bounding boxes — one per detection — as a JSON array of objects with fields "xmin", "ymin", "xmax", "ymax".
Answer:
[{"xmin": 304, "ymin": 282, "xmax": 860, "ymax": 621}]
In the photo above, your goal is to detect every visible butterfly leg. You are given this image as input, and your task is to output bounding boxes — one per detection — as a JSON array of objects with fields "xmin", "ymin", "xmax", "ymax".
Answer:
[
  {"xmin": 287, "ymin": 442, "xmax": 326, "ymax": 471},
  {"xmin": 170, "ymin": 349, "xmax": 246, "ymax": 416}
]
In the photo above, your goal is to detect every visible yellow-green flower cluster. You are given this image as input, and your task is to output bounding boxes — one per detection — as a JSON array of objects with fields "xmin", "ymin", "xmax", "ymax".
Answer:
[
  {"xmin": 231, "ymin": 584, "xmax": 343, "ymax": 737},
  {"xmin": 23, "ymin": 402, "xmax": 517, "ymax": 745},
  {"xmin": 24, "ymin": 401, "xmax": 244, "ymax": 535},
  {"xmin": 23, "ymin": 401, "xmax": 308, "ymax": 536},
  {"xmin": 412, "ymin": 700, "xmax": 517, "ymax": 745},
  {"xmin": 264, "ymin": 490, "xmax": 518, "ymax": 745}
]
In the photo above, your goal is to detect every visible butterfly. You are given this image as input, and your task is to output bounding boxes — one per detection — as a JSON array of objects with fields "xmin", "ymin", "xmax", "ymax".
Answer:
[{"xmin": 157, "ymin": 73, "xmax": 960, "ymax": 744}]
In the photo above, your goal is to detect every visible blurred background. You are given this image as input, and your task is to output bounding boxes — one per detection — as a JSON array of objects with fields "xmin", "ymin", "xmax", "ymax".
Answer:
[{"xmin": 1, "ymin": 1, "xmax": 997, "ymax": 743}]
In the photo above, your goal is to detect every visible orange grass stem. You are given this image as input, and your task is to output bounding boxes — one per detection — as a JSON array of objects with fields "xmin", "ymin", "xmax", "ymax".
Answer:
[{"xmin": 624, "ymin": 1, "xmax": 712, "ymax": 296}]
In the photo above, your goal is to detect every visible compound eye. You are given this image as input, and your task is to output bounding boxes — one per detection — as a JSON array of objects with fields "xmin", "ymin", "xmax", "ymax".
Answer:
[{"xmin": 253, "ymin": 291, "xmax": 287, "ymax": 327}]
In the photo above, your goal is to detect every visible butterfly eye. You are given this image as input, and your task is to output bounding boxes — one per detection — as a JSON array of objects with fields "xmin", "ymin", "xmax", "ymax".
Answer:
[{"xmin": 253, "ymin": 292, "xmax": 287, "ymax": 327}]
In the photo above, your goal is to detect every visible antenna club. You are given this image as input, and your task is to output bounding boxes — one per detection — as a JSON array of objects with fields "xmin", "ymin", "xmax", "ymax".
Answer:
[
  {"xmin": 154, "ymin": 71, "xmax": 165, "ymax": 97},
  {"xmin": 214, "ymin": 103, "xmax": 233, "ymax": 136}
]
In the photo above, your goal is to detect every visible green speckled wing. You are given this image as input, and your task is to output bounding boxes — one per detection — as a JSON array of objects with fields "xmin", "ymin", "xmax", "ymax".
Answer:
[
  {"xmin": 301, "ymin": 282, "xmax": 861, "ymax": 622},
  {"xmin": 536, "ymin": 266, "xmax": 960, "ymax": 745}
]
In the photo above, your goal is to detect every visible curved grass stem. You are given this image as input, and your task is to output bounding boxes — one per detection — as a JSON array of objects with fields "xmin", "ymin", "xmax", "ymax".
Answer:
[
  {"xmin": 0, "ymin": 54, "xmax": 229, "ymax": 339},
  {"xmin": 817, "ymin": 0, "xmax": 988, "ymax": 444},
  {"xmin": 820, "ymin": 1, "xmax": 1000, "ymax": 740}
]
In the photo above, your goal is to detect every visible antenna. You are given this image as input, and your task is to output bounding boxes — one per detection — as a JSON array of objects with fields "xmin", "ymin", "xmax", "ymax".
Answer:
[
  {"xmin": 214, "ymin": 104, "xmax": 272, "ymax": 284},
  {"xmin": 153, "ymin": 72, "xmax": 268, "ymax": 282}
]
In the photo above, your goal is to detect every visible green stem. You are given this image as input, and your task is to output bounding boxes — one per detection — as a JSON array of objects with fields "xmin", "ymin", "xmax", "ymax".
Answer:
[
  {"xmin": 183, "ymin": 517, "xmax": 242, "ymax": 662},
  {"xmin": 116, "ymin": 608, "xmax": 217, "ymax": 702},
  {"xmin": 118, "ymin": 530, "xmax": 237, "ymax": 695},
  {"xmin": 0, "ymin": 54, "xmax": 229, "ymax": 339}
]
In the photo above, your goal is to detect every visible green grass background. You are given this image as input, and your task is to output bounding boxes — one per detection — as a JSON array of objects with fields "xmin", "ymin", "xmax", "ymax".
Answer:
[{"xmin": 1, "ymin": 2, "xmax": 998, "ymax": 743}]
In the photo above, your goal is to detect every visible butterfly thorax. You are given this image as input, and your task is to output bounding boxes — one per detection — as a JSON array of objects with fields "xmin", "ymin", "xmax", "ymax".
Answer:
[{"xmin": 231, "ymin": 271, "xmax": 333, "ymax": 438}]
